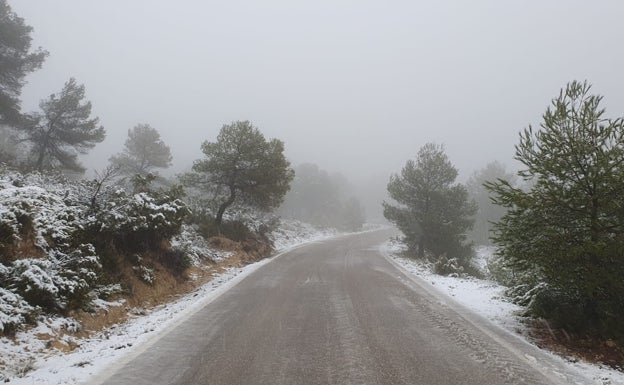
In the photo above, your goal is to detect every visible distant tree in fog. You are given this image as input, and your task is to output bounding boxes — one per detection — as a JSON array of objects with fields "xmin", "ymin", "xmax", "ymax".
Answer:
[
  {"xmin": 279, "ymin": 163, "xmax": 340, "ymax": 225},
  {"xmin": 384, "ymin": 143, "xmax": 476, "ymax": 262},
  {"xmin": 191, "ymin": 121, "xmax": 294, "ymax": 226},
  {"xmin": 0, "ymin": 0, "xmax": 47, "ymax": 126},
  {"xmin": 110, "ymin": 123, "xmax": 172, "ymax": 177},
  {"xmin": 466, "ymin": 161, "xmax": 515, "ymax": 245},
  {"xmin": 22, "ymin": 78, "xmax": 105, "ymax": 173},
  {"xmin": 341, "ymin": 197, "xmax": 366, "ymax": 231},
  {"xmin": 278, "ymin": 163, "xmax": 366, "ymax": 231}
]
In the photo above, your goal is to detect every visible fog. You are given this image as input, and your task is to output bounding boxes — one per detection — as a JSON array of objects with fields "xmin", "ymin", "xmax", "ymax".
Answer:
[{"xmin": 11, "ymin": 0, "xmax": 624, "ymax": 219}]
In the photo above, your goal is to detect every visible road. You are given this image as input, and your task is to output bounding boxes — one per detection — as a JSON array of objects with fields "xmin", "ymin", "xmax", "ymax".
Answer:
[{"xmin": 92, "ymin": 229, "xmax": 584, "ymax": 385}]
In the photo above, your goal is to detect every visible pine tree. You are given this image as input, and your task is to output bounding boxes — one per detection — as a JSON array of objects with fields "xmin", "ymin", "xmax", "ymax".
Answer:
[
  {"xmin": 486, "ymin": 81, "xmax": 624, "ymax": 339},
  {"xmin": 191, "ymin": 121, "xmax": 294, "ymax": 226},
  {"xmin": 23, "ymin": 78, "xmax": 105, "ymax": 173},
  {"xmin": 110, "ymin": 123, "xmax": 172, "ymax": 177},
  {"xmin": 0, "ymin": 0, "xmax": 47, "ymax": 126},
  {"xmin": 384, "ymin": 143, "xmax": 476, "ymax": 262}
]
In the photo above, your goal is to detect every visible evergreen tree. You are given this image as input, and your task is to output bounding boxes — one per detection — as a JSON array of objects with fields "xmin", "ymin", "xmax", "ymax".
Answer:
[
  {"xmin": 0, "ymin": 0, "xmax": 47, "ymax": 126},
  {"xmin": 23, "ymin": 78, "xmax": 105, "ymax": 173},
  {"xmin": 384, "ymin": 143, "xmax": 476, "ymax": 262},
  {"xmin": 486, "ymin": 81, "xmax": 624, "ymax": 340},
  {"xmin": 110, "ymin": 123, "xmax": 172, "ymax": 177},
  {"xmin": 191, "ymin": 121, "xmax": 294, "ymax": 226}
]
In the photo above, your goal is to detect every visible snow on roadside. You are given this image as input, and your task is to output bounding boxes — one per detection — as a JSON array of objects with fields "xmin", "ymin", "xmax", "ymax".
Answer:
[
  {"xmin": 380, "ymin": 239, "xmax": 624, "ymax": 385},
  {"xmin": 270, "ymin": 219, "xmax": 337, "ymax": 250},
  {"xmin": 1, "ymin": 221, "xmax": 337, "ymax": 385}
]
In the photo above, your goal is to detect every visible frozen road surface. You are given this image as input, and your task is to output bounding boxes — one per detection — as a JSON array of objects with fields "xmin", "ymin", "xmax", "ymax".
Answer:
[{"xmin": 92, "ymin": 229, "xmax": 584, "ymax": 385}]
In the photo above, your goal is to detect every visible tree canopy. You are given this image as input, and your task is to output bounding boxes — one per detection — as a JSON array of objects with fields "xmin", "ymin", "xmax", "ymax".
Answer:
[
  {"xmin": 0, "ymin": 0, "xmax": 47, "ymax": 126},
  {"xmin": 384, "ymin": 143, "xmax": 476, "ymax": 263},
  {"xmin": 23, "ymin": 78, "xmax": 105, "ymax": 173},
  {"xmin": 110, "ymin": 123, "xmax": 172, "ymax": 177},
  {"xmin": 486, "ymin": 81, "xmax": 624, "ymax": 340},
  {"xmin": 192, "ymin": 121, "xmax": 294, "ymax": 226}
]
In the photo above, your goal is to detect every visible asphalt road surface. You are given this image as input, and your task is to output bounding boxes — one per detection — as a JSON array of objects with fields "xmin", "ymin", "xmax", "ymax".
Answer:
[{"xmin": 92, "ymin": 229, "xmax": 586, "ymax": 385}]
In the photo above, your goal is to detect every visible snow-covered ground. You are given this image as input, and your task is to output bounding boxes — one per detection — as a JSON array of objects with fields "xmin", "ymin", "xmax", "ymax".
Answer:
[
  {"xmin": 0, "ymin": 220, "xmax": 337, "ymax": 384},
  {"xmin": 381, "ymin": 239, "xmax": 624, "ymax": 385},
  {"xmin": 6, "ymin": 229, "xmax": 623, "ymax": 385}
]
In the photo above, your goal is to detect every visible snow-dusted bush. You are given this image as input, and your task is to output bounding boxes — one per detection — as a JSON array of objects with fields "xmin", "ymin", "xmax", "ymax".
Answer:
[
  {"xmin": 87, "ymin": 189, "xmax": 188, "ymax": 252},
  {"xmin": 171, "ymin": 224, "xmax": 232, "ymax": 263},
  {"xmin": 433, "ymin": 255, "xmax": 464, "ymax": 277},
  {"xmin": 0, "ymin": 167, "xmax": 197, "ymax": 333},
  {"xmin": 7, "ymin": 246, "xmax": 101, "ymax": 312},
  {"xmin": 0, "ymin": 185, "xmax": 83, "ymax": 258},
  {"xmin": 0, "ymin": 287, "xmax": 36, "ymax": 335},
  {"xmin": 487, "ymin": 252, "xmax": 515, "ymax": 286},
  {"xmin": 132, "ymin": 265, "xmax": 154, "ymax": 284}
]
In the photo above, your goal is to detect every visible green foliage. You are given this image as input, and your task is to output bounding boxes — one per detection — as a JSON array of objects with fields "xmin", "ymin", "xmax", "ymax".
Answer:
[
  {"xmin": 109, "ymin": 123, "xmax": 173, "ymax": 177},
  {"xmin": 159, "ymin": 248, "xmax": 193, "ymax": 276},
  {"xmin": 383, "ymin": 143, "xmax": 477, "ymax": 266},
  {"xmin": 188, "ymin": 209, "xmax": 252, "ymax": 241},
  {"xmin": 0, "ymin": 286, "xmax": 38, "ymax": 336},
  {"xmin": 7, "ymin": 245, "xmax": 101, "ymax": 313},
  {"xmin": 22, "ymin": 78, "xmax": 106, "ymax": 173},
  {"xmin": 433, "ymin": 255, "xmax": 464, "ymax": 277},
  {"xmin": 0, "ymin": 182, "xmax": 84, "ymax": 262},
  {"xmin": 0, "ymin": 0, "xmax": 47, "ymax": 126},
  {"xmin": 190, "ymin": 120, "xmax": 294, "ymax": 226},
  {"xmin": 0, "ymin": 166, "xmax": 194, "ymax": 333},
  {"xmin": 87, "ymin": 188, "xmax": 189, "ymax": 253},
  {"xmin": 486, "ymin": 81, "xmax": 624, "ymax": 341}
]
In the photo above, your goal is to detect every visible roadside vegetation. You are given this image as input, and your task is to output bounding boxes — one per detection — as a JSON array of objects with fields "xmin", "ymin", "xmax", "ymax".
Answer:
[
  {"xmin": 0, "ymin": 0, "xmax": 304, "ymax": 343},
  {"xmin": 386, "ymin": 81, "xmax": 624, "ymax": 368},
  {"xmin": 383, "ymin": 143, "xmax": 478, "ymax": 276},
  {"xmin": 486, "ymin": 81, "xmax": 624, "ymax": 359},
  {"xmin": 3, "ymin": 0, "xmax": 623, "ymax": 374}
]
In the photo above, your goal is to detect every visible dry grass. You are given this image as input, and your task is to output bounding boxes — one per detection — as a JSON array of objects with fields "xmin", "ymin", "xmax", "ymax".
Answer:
[
  {"xmin": 70, "ymin": 236, "xmax": 272, "ymax": 338},
  {"xmin": 527, "ymin": 319, "xmax": 624, "ymax": 371}
]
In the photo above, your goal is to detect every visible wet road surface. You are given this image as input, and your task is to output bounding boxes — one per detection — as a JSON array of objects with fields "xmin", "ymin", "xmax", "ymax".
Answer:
[{"xmin": 93, "ymin": 229, "xmax": 583, "ymax": 385}]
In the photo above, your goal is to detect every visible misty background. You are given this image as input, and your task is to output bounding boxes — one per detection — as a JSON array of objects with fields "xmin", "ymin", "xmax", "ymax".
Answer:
[{"xmin": 11, "ymin": 0, "xmax": 624, "ymax": 220}]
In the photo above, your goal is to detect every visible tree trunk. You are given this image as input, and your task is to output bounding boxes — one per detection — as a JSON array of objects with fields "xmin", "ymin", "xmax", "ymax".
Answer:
[
  {"xmin": 35, "ymin": 146, "xmax": 46, "ymax": 171},
  {"xmin": 215, "ymin": 186, "xmax": 236, "ymax": 227},
  {"xmin": 35, "ymin": 125, "xmax": 53, "ymax": 171}
]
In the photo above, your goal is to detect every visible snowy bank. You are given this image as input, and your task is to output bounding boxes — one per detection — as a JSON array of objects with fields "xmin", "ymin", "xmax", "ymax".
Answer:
[
  {"xmin": 1, "ymin": 221, "xmax": 337, "ymax": 384},
  {"xmin": 380, "ymin": 239, "xmax": 624, "ymax": 385}
]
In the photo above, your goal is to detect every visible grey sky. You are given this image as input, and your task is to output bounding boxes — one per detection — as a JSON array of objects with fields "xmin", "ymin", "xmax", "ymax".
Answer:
[{"xmin": 11, "ymin": 0, "xmax": 624, "ymax": 181}]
